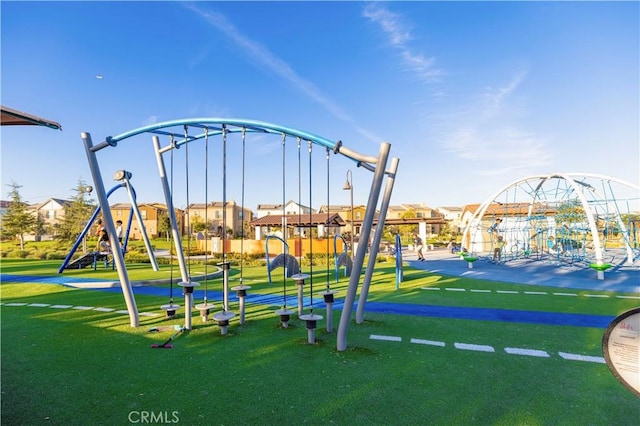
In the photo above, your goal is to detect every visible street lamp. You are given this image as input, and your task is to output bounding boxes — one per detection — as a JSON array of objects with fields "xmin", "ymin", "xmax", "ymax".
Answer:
[{"xmin": 343, "ymin": 170, "xmax": 354, "ymax": 259}]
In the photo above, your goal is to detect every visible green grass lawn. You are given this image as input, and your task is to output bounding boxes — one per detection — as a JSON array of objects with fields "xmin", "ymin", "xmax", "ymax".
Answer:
[{"xmin": 1, "ymin": 259, "xmax": 639, "ymax": 425}]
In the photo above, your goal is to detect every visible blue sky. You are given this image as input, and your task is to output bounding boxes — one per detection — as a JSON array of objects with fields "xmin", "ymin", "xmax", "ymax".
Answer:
[{"xmin": 2, "ymin": 1, "xmax": 638, "ymax": 212}]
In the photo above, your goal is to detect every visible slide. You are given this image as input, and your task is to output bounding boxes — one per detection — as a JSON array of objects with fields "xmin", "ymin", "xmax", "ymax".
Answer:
[{"xmin": 64, "ymin": 252, "xmax": 109, "ymax": 270}]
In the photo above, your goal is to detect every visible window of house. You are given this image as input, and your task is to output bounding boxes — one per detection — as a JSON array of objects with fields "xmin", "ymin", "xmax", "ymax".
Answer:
[
  {"xmin": 141, "ymin": 210, "xmax": 147, "ymax": 219},
  {"xmin": 215, "ymin": 211, "xmax": 221, "ymax": 219},
  {"xmin": 356, "ymin": 212, "xmax": 361, "ymax": 220},
  {"xmin": 238, "ymin": 211, "xmax": 244, "ymax": 219},
  {"xmin": 46, "ymin": 210, "xmax": 55, "ymax": 219},
  {"xmin": 417, "ymin": 212, "xmax": 423, "ymax": 218}
]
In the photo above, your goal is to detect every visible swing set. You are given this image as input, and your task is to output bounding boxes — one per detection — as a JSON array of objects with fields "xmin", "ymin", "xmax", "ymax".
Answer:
[
  {"xmin": 81, "ymin": 117, "xmax": 399, "ymax": 351},
  {"xmin": 58, "ymin": 171, "xmax": 158, "ymax": 273}
]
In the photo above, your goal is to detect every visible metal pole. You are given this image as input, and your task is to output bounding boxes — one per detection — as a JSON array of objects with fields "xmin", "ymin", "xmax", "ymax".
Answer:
[
  {"xmin": 152, "ymin": 136, "xmax": 189, "ymax": 283},
  {"xmin": 122, "ymin": 175, "xmax": 159, "ymax": 271},
  {"xmin": 343, "ymin": 169, "xmax": 354, "ymax": 259},
  {"xmin": 81, "ymin": 132, "xmax": 139, "ymax": 327},
  {"xmin": 337, "ymin": 142, "xmax": 390, "ymax": 351},
  {"xmin": 349, "ymin": 172, "xmax": 354, "ymax": 259},
  {"xmin": 356, "ymin": 157, "xmax": 399, "ymax": 324}
]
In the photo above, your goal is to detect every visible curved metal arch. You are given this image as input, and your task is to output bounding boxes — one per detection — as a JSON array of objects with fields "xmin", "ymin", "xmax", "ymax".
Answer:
[
  {"xmin": 265, "ymin": 234, "xmax": 290, "ymax": 286},
  {"xmin": 96, "ymin": 117, "xmax": 379, "ymax": 165}
]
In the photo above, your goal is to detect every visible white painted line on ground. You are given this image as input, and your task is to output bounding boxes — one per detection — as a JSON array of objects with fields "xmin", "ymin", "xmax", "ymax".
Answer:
[
  {"xmin": 370, "ymin": 334, "xmax": 402, "ymax": 342},
  {"xmin": 616, "ymin": 295, "xmax": 640, "ymax": 299},
  {"xmin": 505, "ymin": 347, "xmax": 550, "ymax": 358},
  {"xmin": 421, "ymin": 287, "xmax": 441, "ymax": 291},
  {"xmin": 72, "ymin": 306, "xmax": 94, "ymax": 310},
  {"xmin": 553, "ymin": 293, "xmax": 577, "ymax": 297},
  {"xmin": 28, "ymin": 303, "xmax": 51, "ymax": 307},
  {"xmin": 94, "ymin": 307, "xmax": 115, "ymax": 312},
  {"xmin": 115, "ymin": 310, "xmax": 129, "ymax": 315},
  {"xmin": 524, "ymin": 291, "xmax": 547, "ymax": 295},
  {"xmin": 410, "ymin": 338, "xmax": 445, "ymax": 347},
  {"xmin": 454, "ymin": 342, "xmax": 495, "ymax": 352},
  {"xmin": 558, "ymin": 352, "xmax": 605, "ymax": 364},
  {"xmin": 470, "ymin": 289, "xmax": 491, "ymax": 293},
  {"xmin": 140, "ymin": 312, "xmax": 160, "ymax": 317},
  {"xmin": 445, "ymin": 288, "xmax": 466, "ymax": 292},
  {"xmin": 584, "ymin": 294, "xmax": 610, "ymax": 298},
  {"xmin": 4, "ymin": 302, "xmax": 27, "ymax": 306},
  {"xmin": 496, "ymin": 290, "xmax": 519, "ymax": 294},
  {"xmin": 49, "ymin": 304, "xmax": 73, "ymax": 309}
]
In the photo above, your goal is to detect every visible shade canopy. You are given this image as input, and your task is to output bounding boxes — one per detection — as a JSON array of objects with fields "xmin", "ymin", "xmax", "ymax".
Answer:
[{"xmin": 1, "ymin": 105, "xmax": 61, "ymax": 130}]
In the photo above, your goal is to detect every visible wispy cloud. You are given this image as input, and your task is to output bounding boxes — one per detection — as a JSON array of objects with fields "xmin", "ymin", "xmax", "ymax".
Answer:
[
  {"xmin": 483, "ymin": 70, "xmax": 528, "ymax": 114},
  {"xmin": 142, "ymin": 115, "xmax": 159, "ymax": 126},
  {"xmin": 363, "ymin": 3, "xmax": 443, "ymax": 83},
  {"xmin": 185, "ymin": 3, "xmax": 380, "ymax": 144},
  {"xmin": 440, "ymin": 71, "xmax": 553, "ymax": 176}
]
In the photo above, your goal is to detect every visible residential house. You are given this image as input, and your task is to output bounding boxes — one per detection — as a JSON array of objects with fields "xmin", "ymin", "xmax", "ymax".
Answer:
[
  {"xmin": 187, "ymin": 201, "xmax": 252, "ymax": 238},
  {"xmin": 0, "ymin": 200, "xmax": 10, "ymax": 217},
  {"xmin": 437, "ymin": 206, "xmax": 463, "ymax": 233},
  {"xmin": 256, "ymin": 200, "xmax": 314, "ymax": 218},
  {"xmin": 28, "ymin": 198, "xmax": 71, "ymax": 240},
  {"xmin": 256, "ymin": 200, "xmax": 314, "ymax": 237},
  {"xmin": 108, "ymin": 202, "xmax": 181, "ymax": 240},
  {"xmin": 318, "ymin": 204, "xmax": 366, "ymax": 237},
  {"xmin": 385, "ymin": 204, "xmax": 446, "ymax": 236}
]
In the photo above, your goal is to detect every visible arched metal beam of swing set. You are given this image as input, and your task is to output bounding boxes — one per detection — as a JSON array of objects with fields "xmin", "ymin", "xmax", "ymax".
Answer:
[
  {"xmin": 90, "ymin": 118, "xmax": 380, "ymax": 167},
  {"xmin": 82, "ymin": 117, "xmax": 398, "ymax": 353}
]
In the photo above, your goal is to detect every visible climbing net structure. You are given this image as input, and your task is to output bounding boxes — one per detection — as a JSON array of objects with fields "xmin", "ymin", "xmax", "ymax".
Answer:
[{"xmin": 462, "ymin": 173, "xmax": 639, "ymax": 268}]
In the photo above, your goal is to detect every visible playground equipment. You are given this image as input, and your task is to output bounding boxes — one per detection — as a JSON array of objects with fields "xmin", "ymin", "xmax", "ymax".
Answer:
[
  {"xmin": 334, "ymin": 234, "xmax": 352, "ymax": 282},
  {"xmin": 230, "ymin": 128, "xmax": 251, "ymax": 326},
  {"xmin": 462, "ymin": 173, "xmax": 639, "ymax": 280},
  {"xmin": 150, "ymin": 325, "xmax": 184, "ymax": 349},
  {"xmin": 355, "ymin": 157, "xmax": 399, "ymax": 324},
  {"xmin": 81, "ymin": 118, "xmax": 398, "ymax": 352},
  {"xmin": 394, "ymin": 233, "xmax": 403, "ymax": 290},
  {"xmin": 265, "ymin": 235, "xmax": 300, "ymax": 284},
  {"xmin": 58, "ymin": 173, "xmax": 158, "ymax": 273}
]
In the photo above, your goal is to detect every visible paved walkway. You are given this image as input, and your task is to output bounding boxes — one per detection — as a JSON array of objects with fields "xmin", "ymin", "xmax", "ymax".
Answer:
[{"xmin": 406, "ymin": 249, "xmax": 640, "ymax": 293}]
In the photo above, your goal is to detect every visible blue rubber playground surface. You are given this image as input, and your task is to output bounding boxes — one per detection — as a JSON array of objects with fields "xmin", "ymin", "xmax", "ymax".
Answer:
[
  {"xmin": 408, "ymin": 250, "xmax": 640, "ymax": 294},
  {"xmin": 2, "ymin": 250, "xmax": 638, "ymax": 329}
]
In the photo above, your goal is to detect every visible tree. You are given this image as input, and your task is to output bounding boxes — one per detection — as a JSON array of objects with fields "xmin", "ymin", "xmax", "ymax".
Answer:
[
  {"xmin": 191, "ymin": 215, "xmax": 207, "ymax": 233},
  {"xmin": 157, "ymin": 213, "xmax": 171, "ymax": 241},
  {"xmin": 398, "ymin": 209, "xmax": 417, "ymax": 239},
  {"xmin": 56, "ymin": 180, "xmax": 96, "ymax": 243},
  {"xmin": 2, "ymin": 182, "xmax": 37, "ymax": 249}
]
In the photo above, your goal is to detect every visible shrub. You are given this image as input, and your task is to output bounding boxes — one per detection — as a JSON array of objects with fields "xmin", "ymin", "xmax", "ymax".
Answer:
[
  {"xmin": 30, "ymin": 251, "xmax": 48, "ymax": 260},
  {"xmin": 125, "ymin": 252, "xmax": 152, "ymax": 263},
  {"xmin": 7, "ymin": 250, "xmax": 29, "ymax": 258},
  {"xmin": 46, "ymin": 252, "xmax": 68, "ymax": 260}
]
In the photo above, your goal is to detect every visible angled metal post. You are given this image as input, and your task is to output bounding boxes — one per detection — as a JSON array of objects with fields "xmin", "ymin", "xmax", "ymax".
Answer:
[
  {"xmin": 82, "ymin": 132, "xmax": 139, "ymax": 327},
  {"xmin": 336, "ymin": 142, "xmax": 391, "ymax": 351},
  {"xmin": 356, "ymin": 156, "xmax": 399, "ymax": 324},
  {"xmin": 122, "ymin": 175, "xmax": 159, "ymax": 271}
]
